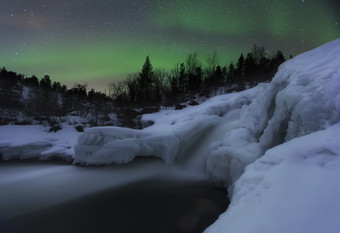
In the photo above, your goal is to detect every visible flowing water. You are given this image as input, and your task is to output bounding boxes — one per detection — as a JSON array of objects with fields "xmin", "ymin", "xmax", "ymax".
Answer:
[{"xmin": 0, "ymin": 109, "xmax": 241, "ymax": 233}]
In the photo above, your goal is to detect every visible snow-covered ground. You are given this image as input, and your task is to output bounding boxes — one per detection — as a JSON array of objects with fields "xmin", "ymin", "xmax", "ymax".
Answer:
[
  {"xmin": 1, "ymin": 38, "xmax": 340, "ymax": 232},
  {"xmin": 0, "ymin": 123, "xmax": 79, "ymax": 161},
  {"xmin": 205, "ymin": 123, "xmax": 340, "ymax": 233}
]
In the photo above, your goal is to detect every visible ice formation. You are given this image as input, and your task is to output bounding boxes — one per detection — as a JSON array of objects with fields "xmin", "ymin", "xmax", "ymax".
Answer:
[{"xmin": 207, "ymin": 38, "xmax": 340, "ymax": 187}]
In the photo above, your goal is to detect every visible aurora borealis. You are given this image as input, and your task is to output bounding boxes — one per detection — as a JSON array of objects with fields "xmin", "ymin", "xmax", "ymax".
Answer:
[{"xmin": 0, "ymin": 0, "xmax": 339, "ymax": 90}]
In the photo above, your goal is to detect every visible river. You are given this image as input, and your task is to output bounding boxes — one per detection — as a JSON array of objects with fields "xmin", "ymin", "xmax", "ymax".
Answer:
[
  {"xmin": 0, "ymin": 109, "xmax": 241, "ymax": 233},
  {"xmin": 0, "ymin": 159, "xmax": 228, "ymax": 233}
]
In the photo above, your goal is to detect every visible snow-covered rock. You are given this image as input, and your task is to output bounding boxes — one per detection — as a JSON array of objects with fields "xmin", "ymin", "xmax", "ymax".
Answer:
[
  {"xmin": 74, "ymin": 126, "xmax": 182, "ymax": 165},
  {"xmin": 207, "ymin": 38, "xmax": 340, "ymax": 187}
]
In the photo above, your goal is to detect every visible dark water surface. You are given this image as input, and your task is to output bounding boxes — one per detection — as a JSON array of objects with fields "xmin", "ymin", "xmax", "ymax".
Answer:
[{"xmin": 0, "ymin": 159, "xmax": 229, "ymax": 233}]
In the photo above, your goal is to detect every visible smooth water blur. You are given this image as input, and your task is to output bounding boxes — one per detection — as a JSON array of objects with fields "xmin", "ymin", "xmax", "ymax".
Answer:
[
  {"xmin": 0, "ymin": 159, "xmax": 229, "ymax": 233},
  {"xmin": 0, "ymin": 158, "xmax": 209, "ymax": 221},
  {"xmin": 0, "ymin": 109, "xmax": 239, "ymax": 230},
  {"xmin": 183, "ymin": 109, "xmax": 241, "ymax": 171}
]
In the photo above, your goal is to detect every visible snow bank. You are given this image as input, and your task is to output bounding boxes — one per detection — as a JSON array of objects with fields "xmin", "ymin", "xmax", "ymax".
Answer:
[
  {"xmin": 74, "ymin": 89, "xmax": 255, "ymax": 165},
  {"xmin": 205, "ymin": 122, "xmax": 340, "ymax": 233},
  {"xmin": 207, "ymin": 39, "xmax": 340, "ymax": 187},
  {"xmin": 0, "ymin": 124, "xmax": 80, "ymax": 161}
]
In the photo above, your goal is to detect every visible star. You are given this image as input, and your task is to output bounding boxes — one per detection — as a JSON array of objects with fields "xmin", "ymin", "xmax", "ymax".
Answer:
[{"xmin": 0, "ymin": 0, "xmax": 338, "ymax": 91}]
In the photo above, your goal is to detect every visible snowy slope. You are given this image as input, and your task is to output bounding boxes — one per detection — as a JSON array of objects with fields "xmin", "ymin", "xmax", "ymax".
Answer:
[
  {"xmin": 205, "ymin": 123, "xmax": 340, "ymax": 233},
  {"xmin": 207, "ymin": 38, "xmax": 340, "ymax": 187},
  {"xmin": 205, "ymin": 39, "xmax": 340, "ymax": 232}
]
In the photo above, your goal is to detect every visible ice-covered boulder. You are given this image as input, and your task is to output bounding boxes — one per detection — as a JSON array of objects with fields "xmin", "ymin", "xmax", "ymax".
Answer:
[
  {"xmin": 207, "ymin": 39, "xmax": 340, "ymax": 188},
  {"xmin": 74, "ymin": 126, "xmax": 180, "ymax": 165}
]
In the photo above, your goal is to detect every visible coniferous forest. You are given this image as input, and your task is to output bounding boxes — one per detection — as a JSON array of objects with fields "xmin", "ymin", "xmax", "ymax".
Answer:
[{"xmin": 0, "ymin": 45, "xmax": 287, "ymax": 129}]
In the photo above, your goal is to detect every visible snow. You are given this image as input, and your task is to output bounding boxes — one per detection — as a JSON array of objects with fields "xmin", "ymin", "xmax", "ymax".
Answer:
[
  {"xmin": 0, "ymin": 124, "xmax": 80, "ymax": 161},
  {"xmin": 205, "ymin": 123, "xmax": 340, "ymax": 233},
  {"xmin": 204, "ymin": 39, "xmax": 340, "ymax": 232},
  {"xmin": 207, "ymin": 38, "xmax": 340, "ymax": 187}
]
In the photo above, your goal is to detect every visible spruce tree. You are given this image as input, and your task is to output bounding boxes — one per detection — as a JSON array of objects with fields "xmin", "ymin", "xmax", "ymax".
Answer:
[
  {"xmin": 138, "ymin": 56, "xmax": 154, "ymax": 102},
  {"xmin": 227, "ymin": 62, "xmax": 236, "ymax": 83},
  {"xmin": 236, "ymin": 53, "xmax": 245, "ymax": 79},
  {"xmin": 244, "ymin": 52, "xmax": 257, "ymax": 79},
  {"xmin": 178, "ymin": 63, "xmax": 187, "ymax": 93}
]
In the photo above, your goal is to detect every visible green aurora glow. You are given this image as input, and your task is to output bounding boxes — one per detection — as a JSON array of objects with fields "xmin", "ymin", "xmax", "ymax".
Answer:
[{"xmin": 0, "ymin": 0, "xmax": 339, "ymax": 91}]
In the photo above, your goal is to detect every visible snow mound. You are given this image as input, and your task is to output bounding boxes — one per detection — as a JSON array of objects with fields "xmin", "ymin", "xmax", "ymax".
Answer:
[
  {"xmin": 73, "ymin": 90, "xmax": 255, "ymax": 165},
  {"xmin": 205, "ymin": 122, "xmax": 340, "ymax": 233},
  {"xmin": 207, "ymin": 39, "xmax": 340, "ymax": 187}
]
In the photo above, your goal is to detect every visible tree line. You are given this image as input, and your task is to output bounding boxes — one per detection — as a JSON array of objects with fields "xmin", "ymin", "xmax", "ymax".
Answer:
[
  {"xmin": 0, "ymin": 68, "xmax": 112, "ymax": 126},
  {"xmin": 0, "ymin": 44, "xmax": 288, "ymax": 126},
  {"xmin": 109, "ymin": 45, "xmax": 287, "ymax": 106}
]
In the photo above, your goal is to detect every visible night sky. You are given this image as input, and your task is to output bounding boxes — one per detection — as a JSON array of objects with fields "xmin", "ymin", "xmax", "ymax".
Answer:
[{"xmin": 0, "ymin": 0, "xmax": 339, "ymax": 90}]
